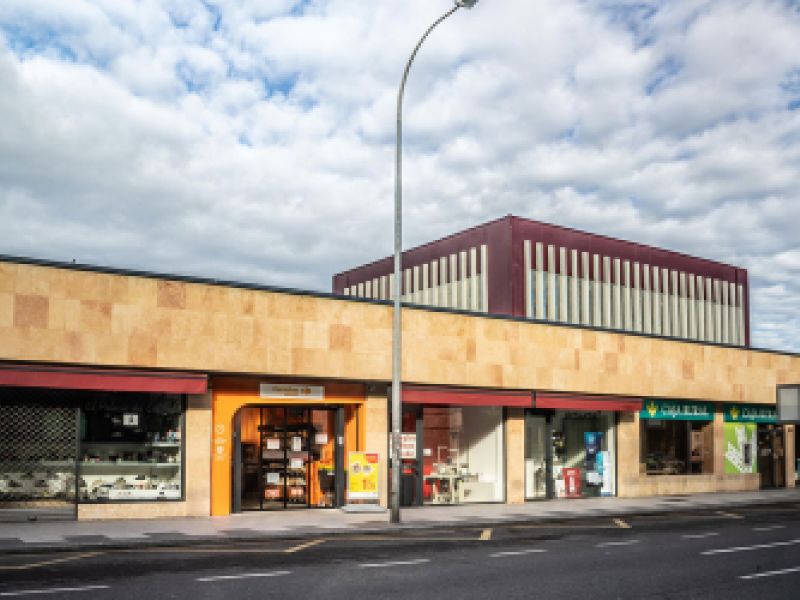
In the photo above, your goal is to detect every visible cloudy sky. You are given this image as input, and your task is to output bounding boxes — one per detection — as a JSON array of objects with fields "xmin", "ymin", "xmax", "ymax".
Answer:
[{"xmin": 0, "ymin": 0, "xmax": 798, "ymax": 352}]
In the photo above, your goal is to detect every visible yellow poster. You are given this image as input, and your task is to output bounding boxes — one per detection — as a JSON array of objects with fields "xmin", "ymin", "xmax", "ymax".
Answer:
[{"xmin": 348, "ymin": 451, "xmax": 379, "ymax": 501}]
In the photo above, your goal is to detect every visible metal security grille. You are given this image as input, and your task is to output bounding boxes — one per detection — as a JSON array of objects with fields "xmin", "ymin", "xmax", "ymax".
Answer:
[{"xmin": 0, "ymin": 392, "xmax": 78, "ymax": 522}]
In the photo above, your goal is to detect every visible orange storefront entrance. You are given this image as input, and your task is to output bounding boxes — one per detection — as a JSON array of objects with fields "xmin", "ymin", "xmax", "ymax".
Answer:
[{"xmin": 210, "ymin": 378, "xmax": 365, "ymax": 516}]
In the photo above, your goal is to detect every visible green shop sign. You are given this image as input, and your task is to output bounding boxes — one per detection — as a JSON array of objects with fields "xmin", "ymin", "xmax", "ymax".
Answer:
[
  {"xmin": 641, "ymin": 399, "xmax": 714, "ymax": 421},
  {"xmin": 724, "ymin": 404, "xmax": 776, "ymax": 424}
]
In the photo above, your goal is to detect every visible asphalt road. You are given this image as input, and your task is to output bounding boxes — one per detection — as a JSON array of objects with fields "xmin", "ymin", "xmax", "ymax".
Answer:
[{"xmin": 2, "ymin": 503, "xmax": 800, "ymax": 599}]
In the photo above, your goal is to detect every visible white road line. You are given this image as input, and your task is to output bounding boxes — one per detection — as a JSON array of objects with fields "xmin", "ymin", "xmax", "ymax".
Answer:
[
  {"xmin": 597, "ymin": 540, "xmax": 640, "ymax": 548},
  {"xmin": 682, "ymin": 533, "xmax": 719, "ymax": 539},
  {"xmin": 752, "ymin": 525, "xmax": 786, "ymax": 532},
  {"xmin": 0, "ymin": 586, "xmax": 110, "ymax": 597},
  {"xmin": 701, "ymin": 538, "xmax": 800, "ymax": 556},
  {"xmin": 359, "ymin": 559, "xmax": 430, "ymax": 568},
  {"xmin": 196, "ymin": 571, "xmax": 291, "ymax": 582},
  {"xmin": 490, "ymin": 549, "xmax": 547, "ymax": 558},
  {"xmin": 740, "ymin": 565, "xmax": 800, "ymax": 580}
]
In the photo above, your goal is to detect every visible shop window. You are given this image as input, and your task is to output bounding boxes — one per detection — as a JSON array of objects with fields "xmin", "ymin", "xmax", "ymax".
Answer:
[
  {"xmin": 80, "ymin": 395, "xmax": 183, "ymax": 502},
  {"xmin": 551, "ymin": 411, "xmax": 616, "ymax": 498},
  {"xmin": 641, "ymin": 420, "xmax": 713, "ymax": 475},
  {"xmin": 422, "ymin": 406, "xmax": 503, "ymax": 504}
]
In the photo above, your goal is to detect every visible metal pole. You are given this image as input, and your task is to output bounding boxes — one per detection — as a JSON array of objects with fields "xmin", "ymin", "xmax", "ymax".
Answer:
[{"xmin": 391, "ymin": 4, "xmax": 461, "ymax": 524}]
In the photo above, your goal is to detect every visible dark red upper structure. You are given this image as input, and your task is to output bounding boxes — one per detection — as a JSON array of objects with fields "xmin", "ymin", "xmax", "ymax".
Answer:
[{"xmin": 333, "ymin": 215, "xmax": 749, "ymax": 346}]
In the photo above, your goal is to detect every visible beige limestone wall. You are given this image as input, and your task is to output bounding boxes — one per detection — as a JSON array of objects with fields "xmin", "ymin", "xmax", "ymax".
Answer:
[
  {"xmin": 2, "ymin": 261, "xmax": 798, "ymax": 405},
  {"xmin": 185, "ymin": 393, "xmax": 212, "ymax": 516},
  {"xmin": 364, "ymin": 391, "xmax": 389, "ymax": 508},
  {"xmin": 785, "ymin": 425, "xmax": 796, "ymax": 489},
  {"xmin": 505, "ymin": 409, "xmax": 525, "ymax": 504},
  {"xmin": 76, "ymin": 392, "xmax": 212, "ymax": 521},
  {"xmin": 616, "ymin": 412, "xmax": 640, "ymax": 497},
  {"xmin": 713, "ymin": 411, "xmax": 725, "ymax": 476}
]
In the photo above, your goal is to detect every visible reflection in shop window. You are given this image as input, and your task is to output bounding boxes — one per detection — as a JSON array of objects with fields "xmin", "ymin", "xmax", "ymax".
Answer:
[
  {"xmin": 641, "ymin": 420, "xmax": 713, "ymax": 475},
  {"xmin": 422, "ymin": 407, "xmax": 504, "ymax": 504},
  {"xmin": 552, "ymin": 411, "xmax": 616, "ymax": 498}
]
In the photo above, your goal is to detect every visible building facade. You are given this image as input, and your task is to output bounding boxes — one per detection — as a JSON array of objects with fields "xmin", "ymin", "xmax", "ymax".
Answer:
[
  {"xmin": 0, "ymin": 231, "xmax": 796, "ymax": 521},
  {"xmin": 333, "ymin": 215, "xmax": 750, "ymax": 347}
]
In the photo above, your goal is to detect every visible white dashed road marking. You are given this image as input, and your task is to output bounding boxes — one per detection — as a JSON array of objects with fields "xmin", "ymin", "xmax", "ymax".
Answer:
[
  {"xmin": 701, "ymin": 539, "xmax": 800, "ymax": 556},
  {"xmin": 596, "ymin": 540, "xmax": 640, "ymax": 548},
  {"xmin": 359, "ymin": 559, "xmax": 430, "ymax": 568},
  {"xmin": 739, "ymin": 566, "xmax": 800, "ymax": 580},
  {"xmin": 682, "ymin": 533, "xmax": 719, "ymax": 539},
  {"xmin": 196, "ymin": 571, "xmax": 291, "ymax": 582},
  {"xmin": 752, "ymin": 525, "xmax": 786, "ymax": 532},
  {"xmin": 0, "ymin": 586, "xmax": 110, "ymax": 597},
  {"xmin": 490, "ymin": 549, "xmax": 547, "ymax": 558}
]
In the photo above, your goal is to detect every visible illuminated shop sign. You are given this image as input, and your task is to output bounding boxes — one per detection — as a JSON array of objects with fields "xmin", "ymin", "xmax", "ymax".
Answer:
[{"xmin": 640, "ymin": 399, "xmax": 714, "ymax": 421}]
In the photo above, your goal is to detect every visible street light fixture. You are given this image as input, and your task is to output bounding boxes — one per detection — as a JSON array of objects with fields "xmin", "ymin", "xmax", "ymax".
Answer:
[{"xmin": 391, "ymin": 0, "xmax": 478, "ymax": 525}]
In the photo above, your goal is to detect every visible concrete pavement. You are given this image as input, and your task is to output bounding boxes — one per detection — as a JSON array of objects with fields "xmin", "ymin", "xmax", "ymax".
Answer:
[{"xmin": 1, "ymin": 488, "xmax": 799, "ymax": 554}]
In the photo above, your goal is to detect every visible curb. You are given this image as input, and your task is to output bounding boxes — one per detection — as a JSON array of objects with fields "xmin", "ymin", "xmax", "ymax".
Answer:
[{"xmin": 1, "ymin": 494, "xmax": 798, "ymax": 556}]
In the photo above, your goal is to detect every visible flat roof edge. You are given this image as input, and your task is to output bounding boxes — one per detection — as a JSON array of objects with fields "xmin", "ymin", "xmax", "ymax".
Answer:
[{"xmin": 0, "ymin": 253, "xmax": 792, "ymax": 359}]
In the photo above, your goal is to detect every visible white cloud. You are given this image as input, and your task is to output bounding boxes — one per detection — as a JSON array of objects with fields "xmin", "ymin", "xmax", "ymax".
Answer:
[{"xmin": 0, "ymin": 0, "xmax": 799, "ymax": 352}]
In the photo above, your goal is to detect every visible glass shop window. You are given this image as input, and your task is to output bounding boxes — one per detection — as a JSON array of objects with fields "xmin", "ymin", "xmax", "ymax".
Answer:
[
  {"xmin": 422, "ymin": 406, "xmax": 504, "ymax": 505},
  {"xmin": 641, "ymin": 420, "xmax": 713, "ymax": 475},
  {"xmin": 80, "ymin": 394, "xmax": 183, "ymax": 502}
]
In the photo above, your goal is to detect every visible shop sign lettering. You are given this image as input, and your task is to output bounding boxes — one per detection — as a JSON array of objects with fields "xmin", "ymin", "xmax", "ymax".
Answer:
[
  {"xmin": 724, "ymin": 404, "xmax": 776, "ymax": 424},
  {"xmin": 260, "ymin": 383, "xmax": 324, "ymax": 400},
  {"xmin": 641, "ymin": 399, "xmax": 714, "ymax": 421}
]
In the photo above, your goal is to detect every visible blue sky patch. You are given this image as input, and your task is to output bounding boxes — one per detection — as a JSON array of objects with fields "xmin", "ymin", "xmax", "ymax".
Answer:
[
  {"xmin": 1, "ymin": 24, "xmax": 76, "ymax": 62},
  {"xmin": 646, "ymin": 56, "xmax": 682, "ymax": 95},
  {"xmin": 596, "ymin": 1, "xmax": 660, "ymax": 48}
]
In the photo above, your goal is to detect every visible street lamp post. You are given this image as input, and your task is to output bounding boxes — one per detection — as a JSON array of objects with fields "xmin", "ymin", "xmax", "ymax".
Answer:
[{"xmin": 391, "ymin": 0, "xmax": 478, "ymax": 525}]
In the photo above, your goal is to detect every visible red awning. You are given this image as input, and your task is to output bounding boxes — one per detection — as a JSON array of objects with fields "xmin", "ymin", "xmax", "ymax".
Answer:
[
  {"xmin": 0, "ymin": 363, "xmax": 207, "ymax": 394},
  {"xmin": 535, "ymin": 392, "xmax": 641, "ymax": 412},
  {"xmin": 402, "ymin": 386, "xmax": 532, "ymax": 408}
]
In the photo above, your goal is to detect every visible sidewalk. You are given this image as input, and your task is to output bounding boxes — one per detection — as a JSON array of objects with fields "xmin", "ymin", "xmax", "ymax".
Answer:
[{"xmin": 2, "ymin": 488, "xmax": 799, "ymax": 554}]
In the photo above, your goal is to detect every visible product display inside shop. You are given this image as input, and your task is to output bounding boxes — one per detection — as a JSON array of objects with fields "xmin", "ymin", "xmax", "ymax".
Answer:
[
  {"xmin": 0, "ymin": 402, "xmax": 78, "ymax": 508},
  {"xmin": 421, "ymin": 406, "xmax": 504, "ymax": 505},
  {"xmin": 79, "ymin": 395, "xmax": 183, "ymax": 501},
  {"xmin": 550, "ymin": 412, "xmax": 616, "ymax": 498}
]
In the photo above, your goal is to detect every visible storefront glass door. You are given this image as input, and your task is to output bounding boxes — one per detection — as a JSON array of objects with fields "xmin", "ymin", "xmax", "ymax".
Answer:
[
  {"xmin": 757, "ymin": 424, "xmax": 785, "ymax": 489},
  {"xmin": 239, "ymin": 407, "xmax": 338, "ymax": 510},
  {"xmin": 551, "ymin": 411, "xmax": 616, "ymax": 498},
  {"xmin": 524, "ymin": 414, "xmax": 549, "ymax": 500}
]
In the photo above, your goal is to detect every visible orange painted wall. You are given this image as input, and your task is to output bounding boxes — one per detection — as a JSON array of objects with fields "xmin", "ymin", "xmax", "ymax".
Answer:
[{"xmin": 210, "ymin": 377, "xmax": 364, "ymax": 516}]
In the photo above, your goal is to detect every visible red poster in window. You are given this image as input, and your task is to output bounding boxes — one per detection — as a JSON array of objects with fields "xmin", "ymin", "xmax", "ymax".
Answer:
[{"xmin": 563, "ymin": 468, "xmax": 582, "ymax": 498}]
